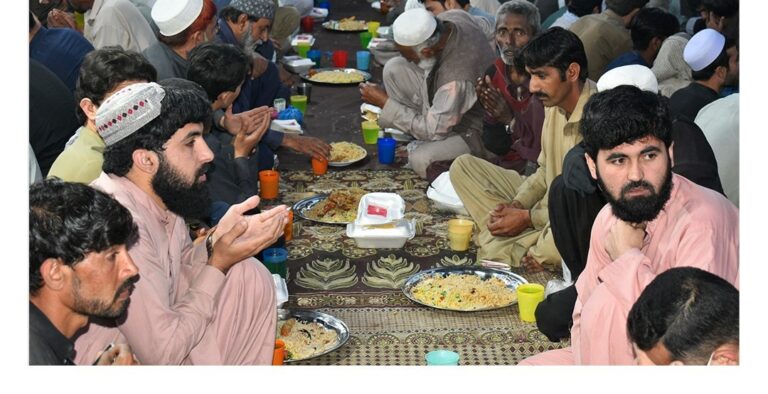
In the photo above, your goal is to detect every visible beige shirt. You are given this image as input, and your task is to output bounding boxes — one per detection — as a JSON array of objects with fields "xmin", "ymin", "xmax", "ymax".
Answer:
[
  {"xmin": 84, "ymin": 0, "xmax": 157, "ymax": 53},
  {"xmin": 47, "ymin": 126, "xmax": 104, "ymax": 184},
  {"xmin": 569, "ymin": 10, "xmax": 632, "ymax": 81}
]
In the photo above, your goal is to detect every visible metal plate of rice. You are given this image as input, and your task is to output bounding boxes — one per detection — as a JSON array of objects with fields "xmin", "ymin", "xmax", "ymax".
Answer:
[{"xmin": 277, "ymin": 309, "xmax": 350, "ymax": 362}]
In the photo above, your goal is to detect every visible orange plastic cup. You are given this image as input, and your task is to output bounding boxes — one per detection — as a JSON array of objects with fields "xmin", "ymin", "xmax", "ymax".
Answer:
[
  {"xmin": 311, "ymin": 157, "xmax": 328, "ymax": 175},
  {"xmin": 284, "ymin": 210, "xmax": 294, "ymax": 241},
  {"xmin": 273, "ymin": 339, "xmax": 286, "ymax": 365},
  {"xmin": 259, "ymin": 170, "xmax": 279, "ymax": 199}
]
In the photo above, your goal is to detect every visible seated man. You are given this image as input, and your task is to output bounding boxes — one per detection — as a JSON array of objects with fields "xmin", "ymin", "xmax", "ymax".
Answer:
[
  {"xmin": 603, "ymin": 6, "xmax": 679, "ymax": 73},
  {"xmin": 449, "ymin": 27, "xmax": 597, "ymax": 268},
  {"xmin": 627, "ymin": 267, "xmax": 739, "ymax": 365},
  {"xmin": 30, "ymin": 179, "xmax": 139, "ymax": 365},
  {"xmin": 360, "ymin": 7, "xmax": 496, "ymax": 179},
  {"xmin": 418, "ymin": 0, "xmax": 495, "ymax": 49},
  {"xmin": 521, "ymin": 85, "xmax": 738, "ymax": 365},
  {"xmin": 73, "ymin": 82, "xmax": 289, "ymax": 364},
  {"xmin": 48, "ymin": 46, "xmax": 157, "ymax": 184}
]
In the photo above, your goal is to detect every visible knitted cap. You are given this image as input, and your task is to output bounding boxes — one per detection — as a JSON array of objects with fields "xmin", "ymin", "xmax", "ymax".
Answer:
[
  {"xmin": 96, "ymin": 82, "xmax": 165, "ymax": 146},
  {"xmin": 151, "ymin": 0, "xmax": 204, "ymax": 36},
  {"xmin": 597, "ymin": 65, "xmax": 659, "ymax": 93},
  {"xmin": 393, "ymin": 8, "xmax": 437, "ymax": 47},
  {"xmin": 684, "ymin": 28, "xmax": 726, "ymax": 72},
  {"xmin": 229, "ymin": 0, "xmax": 275, "ymax": 21}
]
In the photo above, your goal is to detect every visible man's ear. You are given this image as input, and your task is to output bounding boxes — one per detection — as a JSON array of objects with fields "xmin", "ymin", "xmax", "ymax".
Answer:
[
  {"xmin": 566, "ymin": 62, "xmax": 580, "ymax": 82},
  {"xmin": 585, "ymin": 152, "xmax": 598, "ymax": 180},
  {"xmin": 216, "ymin": 91, "xmax": 235, "ymax": 108},
  {"xmin": 40, "ymin": 258, "xmax": 68, "ymax": 292},
  {"xmin": 236, "ymin": 13, "xmax": 249, "ymax": 32},
  {"xmin": 711, "ymin": 343, "xmax": 739, "ymax": 365},
  {"xmin": 131, "ymin": 149, "xmax": 160, "ymax": 175},
  {"xmin": 80, "ymin": 98, "xmax": 98, "ymax": 122}
]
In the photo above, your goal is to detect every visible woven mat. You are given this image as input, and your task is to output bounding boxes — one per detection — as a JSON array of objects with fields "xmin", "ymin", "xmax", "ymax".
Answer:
[{"xmin": 274, "ymin": 169, "xmax": 569, "ymax": 365}]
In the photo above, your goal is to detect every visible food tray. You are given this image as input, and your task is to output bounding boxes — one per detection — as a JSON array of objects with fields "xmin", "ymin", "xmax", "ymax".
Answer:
[
  {"xmin": 277, "ymin": 309, "xmax": 350, "ymax": 362},
  {"xmin": 300, "ymin": 68, "xmax": 372, "ymax": 85}
]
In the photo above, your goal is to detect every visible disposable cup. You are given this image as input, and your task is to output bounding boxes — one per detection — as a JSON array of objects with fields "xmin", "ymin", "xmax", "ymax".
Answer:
[
  {"xmin": 307, "ymin": 49, "xmax": 322, "ymax": 67},
  {"xmin": 517, "ymin": 283, "xmax": 545, "ymax": 322},
  {"xmin": 261, "ymin": 247, "xmax": 288, "ymax": 278},
  {"xmin": 311, "ymin": 157, "xmax": 328, "ymax": 175},
  {"xmin": 332, "ymin": 50, "xmax": 348, "ymax": 68},
  {"xmin": 284, "ymin": 210, "xmax": 294, "ymax": 241},
  {"xmin": 367, "ymin": 21, "xmax": 381, "ymax": 37},
  {"xmin": 359, "ymin": 31, "xmax": 373, "ymax": 48},
  {"xmin": 300, "ymin": 16, "xmax": 314, "ymax": 33},
  {"xmin": 377, "ymin": 137, "xmax": 396, "ymax": 164},
  {"xmin": 447, "ymin": 218, "xmax": 474, "ymax": 251},
  {"xmin": 259, "ymin": 170, "xmax": 279, "ymax": 199},
  {"xmin": 356, "ymin": 50, "xmax": 371, "ymax": 71},
  {"xmin": 296, "ymin": 42, "xmax": 311, "ymax": 58},
  {"xmin": 290, "ymin": 95, "xmax": 308, "ymax": 114},
  {"xmin": 273, "ymin": 339, "xmax": 286, "ymax": 365},
  {"xmin": 425, "ymin": 350, "xmax": 460, "ymax": 365},
  {"xmin": 361, "ymin": 120, "xmax": 380, "ymax": 145}
]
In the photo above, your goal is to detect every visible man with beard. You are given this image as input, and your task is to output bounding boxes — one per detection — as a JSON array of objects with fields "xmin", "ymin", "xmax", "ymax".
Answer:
[
  {"xmin": 30, "ymin": 179, "xmax": 140, "ymax": 365},
  {"xmin": 449, "ymin": 27, "xmax": 597, "ymax": 270},
  {"xmin": 521, "ymin": 85, "xmax": 739, "ymax": 365},
  {"xmin": 359, "ymin": 7, "xmax": 495, "ymax": 179},
  {"xmin": 216, "ymin": 0, "xmax": 330, "ymax": 172},
  {"xmin": 73, "ymin": 82, "xmax": 288, "ymax": 365}
]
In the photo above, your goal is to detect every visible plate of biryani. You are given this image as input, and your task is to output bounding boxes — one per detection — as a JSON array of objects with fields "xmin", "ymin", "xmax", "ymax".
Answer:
[
  {"xmin": 402, "ymin": 266, "xmax": 528, "ymax": 312},
  {"xmin": 293, "ymin": 188, "xmax": 367, "ymax": 224},
  {"xmin": 329, "ymin": 141, "xmax": 367, "ymax": 166},
  {"xmin": 277, "ymin": 309, "xmax": 350, "ymax": 362},
  {"xmin": 322, "ymin": 17, "xmax": 368, "ymax": 32},
  {"xmin": 301, "ymin": 68, "xmax": 372, "ymax": 85}
]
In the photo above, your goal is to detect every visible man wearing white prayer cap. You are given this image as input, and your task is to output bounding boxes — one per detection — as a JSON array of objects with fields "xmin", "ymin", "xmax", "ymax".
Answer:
[
  {"xmin": 73, "ymin": 82, "xmax": 288, "ymax": 365},
  {"xmin": 359, "ymin": 7, "xmax": 495, "ymax": 179},
  {"xmin": 668, "ymin": 28, "xmax": 736, "ymax": 121},
  {"xmin": 142, "ymin": 0, "xmax": 218, "ymax": 81},
  {"xmin": 596, "ymin": 64, "xmax": 658, "ymax": 93}
]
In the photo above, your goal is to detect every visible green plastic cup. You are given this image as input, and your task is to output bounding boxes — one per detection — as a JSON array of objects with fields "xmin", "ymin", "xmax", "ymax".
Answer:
[
  {"xmin": 361, "ymin": 120, "xmax": 379, "ymax": 144},
  {"xmin": 359, "ymin": 31, "xmax": 373, "ymax": 49},
  {"xmin": 296, "ymin": 43, "xmax": 311, "ymax": 58},
  {"xmin": 290, "ymin": 95, "xmax": 308, "ymax": 114}
]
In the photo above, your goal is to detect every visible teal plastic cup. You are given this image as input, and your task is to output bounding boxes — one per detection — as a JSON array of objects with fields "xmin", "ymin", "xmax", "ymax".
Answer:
[
  {"xmin": 425, "ymin": 350, "xmax": 460, "ymax": 365},
  {"xmin": 356, "ymin": 50, "xmax": 371, "ymax": 71}
]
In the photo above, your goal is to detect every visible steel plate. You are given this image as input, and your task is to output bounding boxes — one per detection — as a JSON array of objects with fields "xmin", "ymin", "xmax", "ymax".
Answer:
[
  {"xmin": 328, "ymin": 143, "xmax": 367, "ymax": 167},
  {"xmin": 277, "ymin": 309, "xmax": 350, "ymax": 363},
  {"xmin": 300, "ymin": 68, "xmax": 372, "ymax": 86},
  {"xmin": 292, "ymin": 195, "xmax": 353, "ymax": 225},
  {"xmin": 402, "ymin": 266, "xmax": 528, "ymax": 312},
  {"xmin": 322, "ymin": 20, "xmax": 368, "ymax": 32}
]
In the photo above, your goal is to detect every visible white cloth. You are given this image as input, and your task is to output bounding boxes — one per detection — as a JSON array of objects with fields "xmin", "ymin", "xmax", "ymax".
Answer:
[
  {"xmin": 695, "ymin": 94, "xmax": 739, "ymax": 207},
  {"xmin": 393, "ymin": 7, "xmax": 437, "ymax": 46},
  {"xmin": 551, "ymin": 10, "xmax": 578, "ymax": 29},
  {"xmin": 597, "ymin": 64, "xmax": 658, "ymax": 93},
  {"xmin": 652, "ymin": 33, "xmax": 692, "ymax": 97},
  {"xmin": 151, "ymin": 0, "xmax": 203, "ymax": 36},
  {"xmin": 470, "ymin": 0, "xmax": 502, "ymax": 15},
  {"xmin": 84, "ymin": 0, "xmax": 158, "ymax": 53}
]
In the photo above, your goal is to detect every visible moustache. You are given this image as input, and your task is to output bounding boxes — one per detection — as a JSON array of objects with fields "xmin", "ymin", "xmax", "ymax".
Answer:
[
  {"xmin": 534, "ymin": 92, "xmax": 549, "ymax": 100},
  {"xmin": 621, "ymin": 180, "xmax": 655, "ymax": 197},
  {"xmin": 196, "ymin": 164, "xmax": 210, "ymax": 179},
  {"xmin": 113, "ymin": 274, "xmax": 140, "ymax": 300}
]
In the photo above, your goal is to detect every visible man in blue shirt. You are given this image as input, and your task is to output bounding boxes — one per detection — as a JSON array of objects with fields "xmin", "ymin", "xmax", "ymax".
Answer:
[
  {"xmin": 29, "ymin": 11, "xmax": 94, "ymax": 92},
  {"xmin": 603, "ymin": 7, "xmax": 678, "ymax": 74}
]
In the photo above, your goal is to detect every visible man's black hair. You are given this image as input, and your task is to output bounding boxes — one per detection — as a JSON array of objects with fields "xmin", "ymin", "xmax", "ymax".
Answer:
[
  {"xmin": 568, "ymin": 0, "xmax": 602, "ymax": 17},
  {"xmin": 102, "ymin": 85, "xmax": 212, "ymax": 176},
  {"xmin": 75, "ymin": 47, "xmax": 157, "ymax": 124},
  {"xmin": 699, "ymin": 0, "xmax": 739, "ymax": 18},
  {"xmin": 30, "ymin": 179, "xmax": 138, "ymax": 295},
  {"xmin": 627, "ymin": 267, "xmax": 739, "ymax": 364},
  {"xmin": 521, "ymin": 26, "xmax": 588, "ymax": 82},
  {"xmin": 630, "ymin": 7, "xmax": 680, "ymax": 51},
  {"xmin": 219, "ymin": 6, "xmax": 258, "ymax": 23},
  {"xmin": 605, "ymin": 0, "xmax": 650, "ymax": 16},
  {"xmin": 691, "ymin": 45, "xmax": 729, "ymax": 81},
  {"xmin": 187, "ymin": 43, "xmax": 249, "ymax": 102},
  {"xmin": 580, "ymin": 85, "xmax": 672, "ymax": 160}
]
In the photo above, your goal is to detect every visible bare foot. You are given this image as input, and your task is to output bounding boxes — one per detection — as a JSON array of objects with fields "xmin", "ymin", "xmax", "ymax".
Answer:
[{"xmin": 521, "ymin": 255, "xmax": 544, "ymax": 273}]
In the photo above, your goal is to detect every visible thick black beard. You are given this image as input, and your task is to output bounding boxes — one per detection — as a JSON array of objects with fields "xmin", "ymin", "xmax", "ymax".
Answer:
[
  {"xmin": 152, "ymin": 154, "xmax": 212, "ymax": 220},
  {"xmin": 597, "ymin": 164, "xmax": 673, "ymax": 224},
  {"xmin": 72, "ymin": 274, "xmax": 139, "ymax": 319}
]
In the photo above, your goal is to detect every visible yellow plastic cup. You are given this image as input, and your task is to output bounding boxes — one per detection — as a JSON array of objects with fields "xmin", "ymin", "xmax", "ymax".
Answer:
[
  {"xmin": 290, "ymin": 95, "xmax": 308, "ymax": 114},
  {"xmin": 296, "ymin": 43, "xmax": 311, "ymax": 58},
  {"xmin": 447, "ymin": 219, "xmax": 474, "ymax": 251},
  {"xmin": 517, "ymin": 283, "xmax": 545, "ymax": 322},
  {"xmin": 361, "ymin": 120, "xmax": 380, "ymax": 145},
  {"xmin": 367, "ymin": 21, "xmax": 381, "ymax": 37}
]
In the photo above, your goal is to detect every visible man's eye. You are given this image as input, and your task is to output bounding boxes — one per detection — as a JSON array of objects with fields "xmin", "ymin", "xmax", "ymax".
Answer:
[
  {"xmin": 643, "ymin": 152, "xmax": 658, "ymax": 160},
  {"xmin": 610, "ymin": 158, "xmax": 625, "ymax": 165}
]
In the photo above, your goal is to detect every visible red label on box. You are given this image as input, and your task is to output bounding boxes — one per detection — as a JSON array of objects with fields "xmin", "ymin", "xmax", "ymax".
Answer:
[{"xmin": 367, "ymin": 205, "xmax": 388, "ymax": 217}]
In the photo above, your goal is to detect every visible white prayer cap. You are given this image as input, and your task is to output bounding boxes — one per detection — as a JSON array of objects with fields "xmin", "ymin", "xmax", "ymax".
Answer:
[
  {"xmin": 393, "ymin": 8, "xmax": 437, "ymax": 47},
  {"xmin": 96, "ymin": 82, "xmax": 165, "ymax": 146},
  {"xmin": 404, "ymin": 0, "xmax": 426, "ymax": 11},
  {"xmin": 597, "ymin": 65, "xmax": 658, "ymax": 93},
  {"xmin": 683, "ymin": 28, "xmax": 726, "ymax": 72},
  {"xmin": 151, "ymin": 0, "xmax": 204, "ymax": 36}
]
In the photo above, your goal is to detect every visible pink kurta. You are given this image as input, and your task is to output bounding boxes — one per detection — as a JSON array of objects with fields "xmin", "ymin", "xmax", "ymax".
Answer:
[
  {"xmin": 73, "ymin": 173, "xmax": 276, "ymax": 365},
  {"xmin": 521, "ymin": 174, "xmax": 739, "ymax": 365}
]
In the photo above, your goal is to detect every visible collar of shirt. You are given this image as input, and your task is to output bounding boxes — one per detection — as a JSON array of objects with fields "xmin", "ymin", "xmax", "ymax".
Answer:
[
  {"xmin": 557, "ymin": 79, "xmax": 598, "ymax": 134},
  {"xmin": 97, "ymin": 173, "xmax": 174, "ymax": 226},
  {"xmin": 642, "ymin": 173, "xmax": 684, "ymax": 239},
  {"xmin": 85, "ymin": 0, "xmax": 106, "ymax": 27},
  {"xmin": 29, "ymin": 302, "xmax": 76, "ymax": 365},
  {"xmin": 601, "ymin": 9, "xmax": 627, "ymax": 30},
  {"xmin": 216, "ymin": 16, "xmax": 239, "ymax": 46}
]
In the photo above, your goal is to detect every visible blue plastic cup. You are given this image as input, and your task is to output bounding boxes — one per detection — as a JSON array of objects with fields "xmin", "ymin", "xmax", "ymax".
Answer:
[
  {"xmin": 307, "ymin": 49, "xmax": 322, "ymax": 67},
  {"xmin": 377, "ymin": 137, "xmax": 396, "ymax": 164},
  {"xmin": 425, "ymin": 350, "xmax": 460, "ymax": 365},
  {"xmin": 319, "ymin": 1, "xmax": 330, "ymax": 10},
  {"xmin": 261, "ymin": 247, "xmax": 288, "ymax": 278},
  {"xmin": 356, "ymin": 50, "xmax": 371, "ymax": 71}
]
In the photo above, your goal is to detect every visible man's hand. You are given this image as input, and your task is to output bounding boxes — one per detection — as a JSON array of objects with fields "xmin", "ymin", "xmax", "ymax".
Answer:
[
  {"xmin": 222, "ymin": 105, "xmax": 271, "ymax": 138},
  {"xmin": 521, "ymin": 255, "xmax": 544, "ymax": 273},
  {"xmin": 605, "ymin": 220, "xmax": 646, "ymax": 261},
  {"xmin": 477, "ymin": 75, "xmax": 514, "ymax": 124},
  {"xmin": 282, "ymin": 134, "xmax": 331, "ymax": 160},
  {"xmin": 249, "ymin": 52, "xmax": 269, "ymax": 79},
  {"xmin": 486, "ymin": 201, "xmax": 531, "ymax": 237},
  {"xmin": 95, "ymin": 344, "xmax": 139, "ymax": 365},
  {"xmin": 359, "ymin": 82, "xmax": 389, "ymax": 108},
  {"xmin": 47, "ymin": 9, "xmax": 78, "ymax": 31}
]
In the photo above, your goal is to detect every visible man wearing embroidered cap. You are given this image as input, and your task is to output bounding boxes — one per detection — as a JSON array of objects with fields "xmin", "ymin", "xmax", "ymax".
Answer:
[
  {"xmin": 359, "ymin": 7, "xmax": 495, "ymax": 179},
  {"xmin": 668, "ymin": 28, "xmax": 737, "ymax": 121},
  {"xmin": 48, "ymin": 47, "xmax": 157, "ymax": 184},
  {"xmin": 73, "ymin": 82, "xmax": 288, "ymax": 365}
]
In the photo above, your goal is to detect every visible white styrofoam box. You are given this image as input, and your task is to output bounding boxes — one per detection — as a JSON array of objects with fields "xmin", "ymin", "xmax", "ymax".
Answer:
[{"xmin": 346, "ymin": 219, "xmax": 416, "ymax": 249}]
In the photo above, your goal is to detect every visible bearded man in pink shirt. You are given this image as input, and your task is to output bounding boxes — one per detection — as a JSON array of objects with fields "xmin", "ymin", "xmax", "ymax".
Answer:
[
  {"xmin": 73, "ymin": 82, "xmax": 288, "ymax": 364},
  {"xmin": 521, "ymin": 85, "xmax": 739, "ymax": 365}
]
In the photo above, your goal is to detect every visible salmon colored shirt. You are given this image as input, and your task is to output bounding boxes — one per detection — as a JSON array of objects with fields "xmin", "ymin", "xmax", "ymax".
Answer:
[{"xmin": 522, "ymin": 174, "xmax": 739, "ymax": 365}]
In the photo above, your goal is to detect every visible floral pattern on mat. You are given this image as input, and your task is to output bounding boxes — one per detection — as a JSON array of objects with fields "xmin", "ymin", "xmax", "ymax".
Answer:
[
  {"xmin": 362, "ymin": 254, "xmax": 420, "ymax": 289},
  {"xmin": 294, "ymin": 258, "xmax": 359, "ymax": 290}
]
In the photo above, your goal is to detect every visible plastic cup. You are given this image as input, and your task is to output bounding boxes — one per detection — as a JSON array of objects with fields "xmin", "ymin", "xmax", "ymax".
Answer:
[
  {"xmin": 296, "ymin": 82, "xmax": 312, "ymax": 102},
  {"xmin": 425, "ymin": 350, "xmax": 460, "ymax": 366},
  {"xmin": 290, "ymin": 94, "xmax": 308, "ymax": 114},
  {"xmin": 307, "ymin": 49, "xmax": 322, "ymax": 67},
  {"xmin": 284, "ymin": 210, "xmax": 294, "ymax": 241},
  {"xmin": 356, "ymin": 50, "xmax": 371, "ymax": 71},
  {"xmin": 332, "ymin": 50, "xmax": 348, "ymax": 68},
  {"xmin": 318, "ymin": 1, "xmax": 330, "ymax": 10},
  {"xmin": 259, "ymin": 170, "xmax": 279, "ymax": 200},
  {"xmin": 517, "ymin": 283, "xmax": 545, "ymax": 322},
  {"xmin": 377, "ymin": 137, "xmax": 396, "ymax": 164},
  {"xmin": 447, "ymin": 218, "xmax": 474, "ymax": 251},
  {"xmin": 367, "ymin": 21, "xmax": 381, "ymax": 37},
  {"xmin": 296, "ymin": 42, "xmax": 311, "ymax": 58},
  {"xmin": 261, "ymin": 247, "xmax": 288, "ymax": 278},
  {"xmin": 311, "ymin": 157, "xmax": 328, "ymax": 175},
  {"xmin": 361, "ymin": 120, "xmax": 380, "ymax": 145},
  {"xmin": 273, "ymin": 339, "xmax": 286, "ymax": 365},
  {"xmin": 300, "ymin": 16, "xmax": 314, "ymax": 33},
  {"xmin": 359, "ymin": 31, "xmax": 373, "ymax": 49}
]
